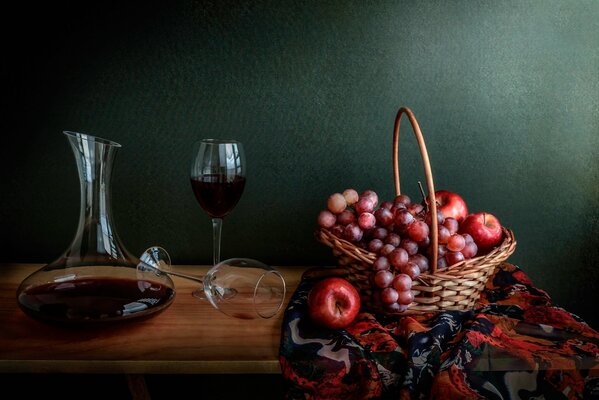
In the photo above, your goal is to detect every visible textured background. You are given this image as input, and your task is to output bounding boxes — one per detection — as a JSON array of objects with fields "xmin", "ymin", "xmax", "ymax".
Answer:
[{"xmin": 1, "ymin": 0, "xmax": 598, "ymax": 330}]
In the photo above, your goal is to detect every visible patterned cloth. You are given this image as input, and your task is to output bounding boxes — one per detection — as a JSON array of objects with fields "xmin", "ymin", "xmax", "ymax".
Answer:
[{"xmin": 279, "ymin": 263, "xmax": 599, "ymax": 399}]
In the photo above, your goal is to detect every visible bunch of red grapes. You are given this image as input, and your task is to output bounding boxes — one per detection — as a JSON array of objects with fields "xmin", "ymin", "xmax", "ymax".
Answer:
[{"xmin": 317, "ymin": 189, "xmax": 478, "ymax": 313}]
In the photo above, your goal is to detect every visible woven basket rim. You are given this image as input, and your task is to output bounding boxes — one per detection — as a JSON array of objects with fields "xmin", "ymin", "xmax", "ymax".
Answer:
[{"xmin": 317, "ymin": 226, "xmax": 516, "ymax": 280}]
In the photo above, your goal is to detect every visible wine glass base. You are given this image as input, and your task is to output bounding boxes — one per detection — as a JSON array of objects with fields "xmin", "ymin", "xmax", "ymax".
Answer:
[{"xmin": 192, "ymin": 287, "xmax": 206, "ymax": 300}]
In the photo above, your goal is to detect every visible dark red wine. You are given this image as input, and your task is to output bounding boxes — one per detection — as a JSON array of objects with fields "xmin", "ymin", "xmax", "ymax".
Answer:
[
  {"xmin": 18, "ymin": 277, "xmax": 175, "ymax": 324},
  {"xmin": 190, "ymin": 174, "xmax": 246, "ymax": 218}
]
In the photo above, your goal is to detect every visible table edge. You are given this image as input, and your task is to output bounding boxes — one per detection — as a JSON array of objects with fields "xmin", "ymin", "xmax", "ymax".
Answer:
[{"xmin": 0, "ymin": 360, "xmax": 282, "ymax": 374}]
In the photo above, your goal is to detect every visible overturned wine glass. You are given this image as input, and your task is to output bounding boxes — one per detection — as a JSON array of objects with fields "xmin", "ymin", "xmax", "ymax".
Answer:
[{"xmin": 138, "ymin": 247, "xmax": 287, "ymax": 320}]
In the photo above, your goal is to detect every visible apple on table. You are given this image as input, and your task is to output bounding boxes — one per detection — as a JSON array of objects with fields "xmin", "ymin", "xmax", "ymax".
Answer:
[{"xmin": 307, "ymin": 277, "xmax": 361, "ymax": 329}]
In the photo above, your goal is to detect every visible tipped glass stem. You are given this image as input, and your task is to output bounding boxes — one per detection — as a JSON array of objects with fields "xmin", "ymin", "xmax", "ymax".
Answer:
[{"xmin": 160, "ymin": 269, "xmax": 204, "ymax": 284}]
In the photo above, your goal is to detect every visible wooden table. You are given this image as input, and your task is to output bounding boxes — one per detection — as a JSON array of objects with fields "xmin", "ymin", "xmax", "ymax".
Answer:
[{"xmin": 0, "ymin": 263, "xmax": 305, "ymax": 375}]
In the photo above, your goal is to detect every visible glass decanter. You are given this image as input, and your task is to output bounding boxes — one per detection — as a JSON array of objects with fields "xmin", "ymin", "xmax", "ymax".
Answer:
[{"xmin": 16, "ymin": 131, "xmax": 176, "ymax": 325}]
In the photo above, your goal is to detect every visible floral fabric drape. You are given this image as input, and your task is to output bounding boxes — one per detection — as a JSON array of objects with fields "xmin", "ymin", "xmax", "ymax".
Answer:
[{"xmin": 279, "ymin": 264, "xmax": 599, "ymax": 399}]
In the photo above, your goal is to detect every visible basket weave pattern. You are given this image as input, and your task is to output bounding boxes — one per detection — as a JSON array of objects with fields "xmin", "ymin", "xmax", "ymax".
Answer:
[{"xmin": 317, "ymin": 107, "xmax": 517, "ymax": 315}]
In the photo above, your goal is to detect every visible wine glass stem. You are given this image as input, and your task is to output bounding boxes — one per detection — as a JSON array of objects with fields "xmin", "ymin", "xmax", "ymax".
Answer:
[{"xmin": 212, "ymin": 217, "xmax": 223, "ymax": 265}]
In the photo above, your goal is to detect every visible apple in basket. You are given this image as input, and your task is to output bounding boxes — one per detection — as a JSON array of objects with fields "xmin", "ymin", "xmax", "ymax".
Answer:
[
  {"xmin": 433, "ymin": 190, "xmax": 469, "ymax": 222},
  {"xmin": 307, "ymin": 277, "xmax": 360, "ymax": 329},
  {"xmin": 459, "ymin": 212, "xmax": 503, "ymax": 253}
]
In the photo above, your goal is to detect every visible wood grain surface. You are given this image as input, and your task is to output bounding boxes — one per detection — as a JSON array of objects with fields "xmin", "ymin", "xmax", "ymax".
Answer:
[{"xmin": 0, "ymin": 264, "xmax": 305, "ymax": 374}]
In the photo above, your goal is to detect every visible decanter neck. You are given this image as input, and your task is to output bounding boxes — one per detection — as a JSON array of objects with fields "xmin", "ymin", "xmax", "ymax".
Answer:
[{"xmin": 64, "ymin": 132, "xmax": 130, "ymax": 262}]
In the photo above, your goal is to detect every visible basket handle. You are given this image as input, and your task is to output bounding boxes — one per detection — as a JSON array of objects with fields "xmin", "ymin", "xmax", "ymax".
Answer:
[{"xmin": 392, "ymin": 107, "xmax": 439, "ymax": 273}]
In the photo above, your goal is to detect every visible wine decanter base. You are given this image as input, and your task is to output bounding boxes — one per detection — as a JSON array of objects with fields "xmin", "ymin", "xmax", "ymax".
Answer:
[{"xmin": 18, "ymin": 266, "xmax": 175, "ymax": 325}]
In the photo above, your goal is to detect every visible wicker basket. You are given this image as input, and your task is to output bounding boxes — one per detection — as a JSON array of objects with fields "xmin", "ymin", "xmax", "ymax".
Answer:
[{"xmin": 317, "ymin": 107, "xmax": 517, "ymax": 315}]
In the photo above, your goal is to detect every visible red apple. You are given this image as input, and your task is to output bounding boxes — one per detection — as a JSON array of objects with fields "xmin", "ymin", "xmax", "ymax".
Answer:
[
  {"xmin": 458, "ymin": 212, "xmax": 503, "ymax": 253},
  {"xmin": 307, "ymin": 277, "xmax": 360, "ymax": 329},
  {"xmin": 433, "ymin": 190, "xmax": 469, "ymax": 222}
]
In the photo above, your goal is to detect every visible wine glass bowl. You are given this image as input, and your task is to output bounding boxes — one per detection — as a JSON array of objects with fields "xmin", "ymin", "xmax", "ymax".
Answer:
[
  {"xmin": 203, "ymin": 258, "xmax": 286, "ymax": 320},
  {"xmin": 190, "ymin": 172, "xmax": 246, "ymax": 219},
  {"xmin": 190, "ymin": 139, "xmax": 246, "ymax": 220}
]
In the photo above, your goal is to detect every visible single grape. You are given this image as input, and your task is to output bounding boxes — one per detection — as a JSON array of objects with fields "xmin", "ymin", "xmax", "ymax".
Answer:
[
  {"xmin": 437, "ymin": 244, "xmax": 448, "ymax": 258},
  {"xmin": 374, "ymin": 207, "xmax": 394, "ymax": 226},
  {"xmin": 343, "ymin": 223, "xmax": 363, "ymax": 242},
  {"xmin": 394, "ymin": 209, "xmax": 415, "ymax": 227},
  {"xmin": 381, "ymin": 287, "xmax": 399, "ymax": 304},
  {"xmin": 425, "ymin": 209, "xmax": 445, "ymax": 225},
  {"xmin": 462, "ymin": 242, "xmax": 478, "ymax": 258},
  {"xmin": 438, "ymin": 225, "xmax": 451, "ymax": 244},
  {"xmin": 371, "ymin": 227, "xmax": 388, "ymax": 240},
  {"xmin": 436, "ymin": 256, "xmax": 448, "ymax": 270},
  {"xmin": 342, "ymin": 188, "xmax": 359, "ymax": 206},
  {"xmin": 373, "ymin": 256, "xmax": 390, "ymax": 271},
  {"xmin": 445, "ymin": 251, "xmax": 465, "ymax": 266},
  {"xmin": 380, "ymin": 244, "xmax": 396, "ymax": 256},
  {"xmin": 408, "ymin": 220, "xmax": 429, "ymax": 242},
  {"xmin": 374, "ymin": 270, "xmax": 394, "ymax": 289},
  {"xmin": 447, "ymin": 234, "xmax": 466, "ymax": 252},
  {"xmin": 401, "ymin": 262, "xmax": 421, "ymax": 279},
  {"xmin": 317, "ymin": 210, "xmax": 336, "ymax": 228},
  {"xmin": 337, "ymin": 209, "xmax": 356, "ymax": 226},
  {"xmin": 388, "ymin": 248, "xmax": 409, "ymax": 269},
  {"xmin": 384, "ymin": 233, "xmax": 401, "ymax": 247},
  {"xmin": 358, "ymin": 212, "xmax": 376, "ymax": 230},
  {"xmin": 409, "ymin": 254, "xmax": 429, "ymax": 273},
  {"xmin": 394, "ymin": 194, "xmax": 411, "ymax": 206},
  {"xmin": 443, "ymin": 217, "xmax": 459, "ymax": 235},
  {"xmin": 361, "ymin": 190, "xmax": 379, "ymax": 208},
  {"xmin": 392, "ymin": 273, "xmax": 412, "ymax": 291},
  {"xmin": 380, "ymin": 201, "xmax": 394, "ymax": 210},
  {"xmin": 355, "ymin": 197, "xmax": 374, "ymax": 214},
  {"xmin": 368, "ymin": 238, "xmax": 384, "ymax": 253},
  {"xmin": 327, "ymin": 193, "xmax": 347, "ymax": 214},
  {"xmin": 400, "ymin": 238, "xmax": 419, "ymax": 256},
  {"xmin": 462, "ymin": 233, "xmax": 474, "ymax": 244},
  {"xmin": 397, "ymin": 290, "xmax": 414, "ymax": 305}
]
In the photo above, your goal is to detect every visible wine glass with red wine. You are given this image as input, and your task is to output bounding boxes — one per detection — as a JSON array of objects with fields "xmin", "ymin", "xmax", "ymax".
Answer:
[{"xmin": 190, "ymin": 139, "xmax": 246, "ymax": 297}]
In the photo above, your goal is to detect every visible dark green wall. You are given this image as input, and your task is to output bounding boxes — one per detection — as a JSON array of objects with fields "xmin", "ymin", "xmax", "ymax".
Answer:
[{"xmin": 1, "ymin": 0, "xmax": 598, "ymax": 327}]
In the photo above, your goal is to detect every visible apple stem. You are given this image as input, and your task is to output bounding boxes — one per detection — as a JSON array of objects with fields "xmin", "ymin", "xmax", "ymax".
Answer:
[
  {"xmin": 483, "ymin": 213, "xmax": 486, "ymax": 225},
  {"xmin": 417, "ymin": 181, "xmax": 428, "ymax": 211}
]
